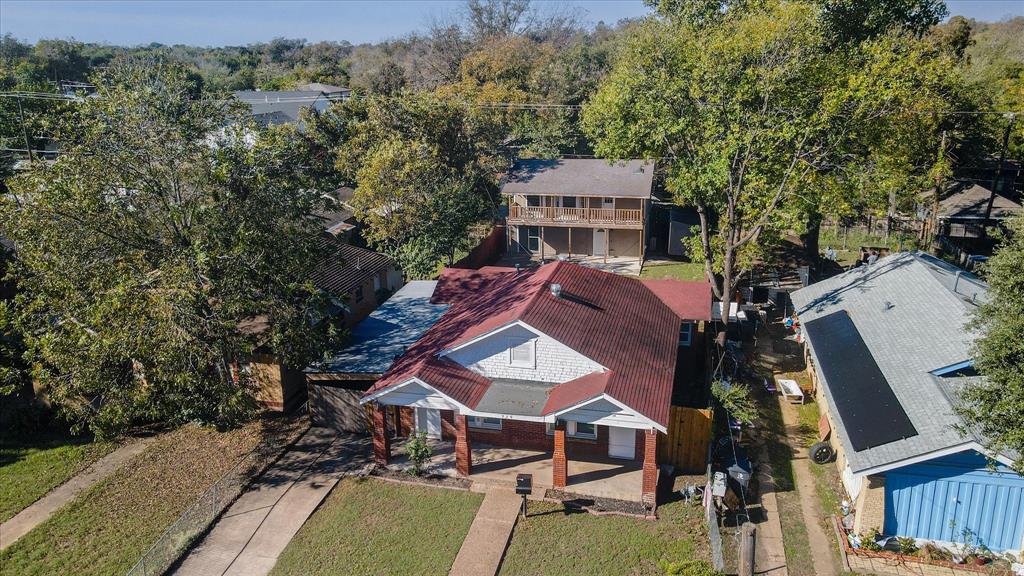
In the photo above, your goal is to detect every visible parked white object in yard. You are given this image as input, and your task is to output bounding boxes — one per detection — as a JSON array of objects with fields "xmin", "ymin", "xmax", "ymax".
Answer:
[{"xmin": 776, "ymin": 378, "xmax": 805, "ymax": 404}]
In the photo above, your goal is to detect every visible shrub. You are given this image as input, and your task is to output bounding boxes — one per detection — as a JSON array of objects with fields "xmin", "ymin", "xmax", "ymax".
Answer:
[
  {"xmin": 657, "ymin": 558, "xmax": 723, "ymax": 576},
  {"xmin": 405, "ymin": 431, "xmax": 433, "ymax": 476},
  {"xmin": 896, "ymin": 537, "xmax": 918, "ymax": 555}
]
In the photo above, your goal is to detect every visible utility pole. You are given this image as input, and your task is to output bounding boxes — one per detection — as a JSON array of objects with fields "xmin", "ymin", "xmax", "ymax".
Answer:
[
  {"xmin": 16, "ymin": 94, "xmax": 34, "ymax": 163},
  {"xmin": 984, "ymin": 113, "xmax": 1017, "ymax": 225}
]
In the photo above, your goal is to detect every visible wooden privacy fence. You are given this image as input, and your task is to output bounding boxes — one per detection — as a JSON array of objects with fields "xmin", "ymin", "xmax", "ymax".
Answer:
[{"xmin": 658, "ymin": 406, "xmax": 714, "ymax": 473}]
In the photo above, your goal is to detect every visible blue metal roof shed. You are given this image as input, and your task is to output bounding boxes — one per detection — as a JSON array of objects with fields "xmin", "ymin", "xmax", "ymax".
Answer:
[{"xmin": 307, "ymin": 281, "xmax": 448, "ymax": 378}]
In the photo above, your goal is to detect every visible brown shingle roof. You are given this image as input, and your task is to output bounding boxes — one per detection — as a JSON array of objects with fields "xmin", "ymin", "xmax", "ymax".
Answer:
[{"xmin": 312, "ymin": 242, "xmax": 394, "ymax": 296}]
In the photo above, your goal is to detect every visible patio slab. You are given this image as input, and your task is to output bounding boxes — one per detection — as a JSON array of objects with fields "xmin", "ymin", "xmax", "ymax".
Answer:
[
  {"xmin": 495, "ymin": 254, "xmax": 642, "ymax": 277},
  {"xmin": 388, "ymin": 441, "xmax": 645, "ymax": 502}
]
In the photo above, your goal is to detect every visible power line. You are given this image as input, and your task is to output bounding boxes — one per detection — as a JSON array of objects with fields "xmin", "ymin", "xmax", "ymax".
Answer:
[{"xmin": 1, "ymin": 90, "xmax": 1021, "ymax": 116}]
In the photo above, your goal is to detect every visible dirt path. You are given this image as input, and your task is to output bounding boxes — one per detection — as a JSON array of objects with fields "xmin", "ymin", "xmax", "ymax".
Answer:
[
  {"xmin": 0, "ymin": 436, "xmax": 155, "ymax": 550},
  {"xmin": 778, "ymin": 398, "xmax": 838, "ymax": 576}
]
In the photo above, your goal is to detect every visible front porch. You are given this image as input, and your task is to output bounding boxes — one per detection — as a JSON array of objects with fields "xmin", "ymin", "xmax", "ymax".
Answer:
[
  {"xmin": 387, "ymin": 440, "xmax": 646, "ymax": 502},
  {"xmin": 368, "ymin": 404, "xmax": 659, "ymax": 505}
]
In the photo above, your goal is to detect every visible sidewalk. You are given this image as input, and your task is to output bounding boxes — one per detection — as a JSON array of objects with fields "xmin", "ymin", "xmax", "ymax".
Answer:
[
  {"xmin": 753, "ymin": 452, "xmax": 789, "ymax": 576},
  {"xmin": 170, "ymin": 428, "xmax": 371, "ymax": 576},
  {"xmin": 448, "ymin": 487, "xmax": 522, "ymax": 576},
  {"xmin": 0, "ymin": 436, "xmax": 155, "ymax": 550}
]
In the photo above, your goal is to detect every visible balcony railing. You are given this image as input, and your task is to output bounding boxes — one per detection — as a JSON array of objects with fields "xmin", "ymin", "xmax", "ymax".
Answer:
[{"xmin": 508, "ymin": 205, "xmax": 643, "ymax": 227}]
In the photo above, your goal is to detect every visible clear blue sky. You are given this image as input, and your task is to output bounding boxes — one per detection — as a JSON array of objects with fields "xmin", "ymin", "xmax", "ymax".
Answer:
[{"xmin": 1, "ymin": 0, "xmax": 1021, "ymax": 47}]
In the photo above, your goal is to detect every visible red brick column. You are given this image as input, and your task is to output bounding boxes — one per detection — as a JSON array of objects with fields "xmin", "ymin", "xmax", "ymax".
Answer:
[
  {"xmin": 399, "ymin": 407, "xmax": 414, "ymax": 437},
  {"xmin": 372, "ymin": 402, "xmax": 391, "ymax": 466},
  {"xmin": 641, "ymin": 429, "xmax": 658, "ymax": 503},
  {"xmin": 552, "ymin": 421, "xmax": 567, "ymax": 488},
  {"xmin": 455, "ymin": 414, "xmax": 472, "ymax": 476}
]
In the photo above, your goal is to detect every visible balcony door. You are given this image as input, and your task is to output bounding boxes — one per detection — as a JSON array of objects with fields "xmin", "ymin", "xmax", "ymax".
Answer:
[{"xmin": 558, "ymin": 196, "xmax": 577, "ymax": 209}]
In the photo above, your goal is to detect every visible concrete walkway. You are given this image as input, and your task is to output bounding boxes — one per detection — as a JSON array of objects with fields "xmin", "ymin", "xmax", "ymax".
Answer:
[
  {"xmin": 449, "ymin": 487, "xmax": 522, "ymax": 576},
  {"xmin": 0, "ymin": 437, "xmax": 155, "ymax": 550},
  {"xmin": 779, "ymin": 398, "xmax": 838, "ymax": 576},
  {"xmin": 170, "ymin": 428, "xmax": 371, "ymax": 576}
]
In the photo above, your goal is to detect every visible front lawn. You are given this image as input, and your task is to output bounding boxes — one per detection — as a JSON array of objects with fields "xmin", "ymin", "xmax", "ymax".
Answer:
[
  {"xmin": 0, "ymin": 437, "xmax": 115, "ymax": 523},
  {"xmin": 0, "ymin": 417, "xmax": 303, "ymax": 576},
  {"xmin": 640, "ymin": 260, "xmax": 706, "ymax": 282},
  {"xmin": 271, "ymin": 477, "xmax": 483, "ymax": 576},
  {"xmin": 499, "ymin": 497, "xmax": 710, "ymax": 576}
]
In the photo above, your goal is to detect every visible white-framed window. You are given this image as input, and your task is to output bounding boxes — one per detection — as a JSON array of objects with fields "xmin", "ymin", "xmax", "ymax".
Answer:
[
  {"xmin": 679, "ymin": 322, "xmax": 692, "ymax": 347},
  {"xmin": 527, "ymin": 226, "xmax": 540, "ymax": 252},
  {"xmin": 468, "ymin": 416, "xmax": 502, "ymax": 430},
  {"xmin": 546, "ymin": 420, "xmax": 598, "ymax": 440},
  {"xmin": 508, "ymin": 338, "xmax": 536, "ymax": 368}
]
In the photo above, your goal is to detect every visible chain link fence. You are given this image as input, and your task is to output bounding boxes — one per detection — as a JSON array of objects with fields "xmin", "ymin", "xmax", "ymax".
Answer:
[{"xmin": 126, "ymin": 420, "xmax": 309, "ymax": 576}]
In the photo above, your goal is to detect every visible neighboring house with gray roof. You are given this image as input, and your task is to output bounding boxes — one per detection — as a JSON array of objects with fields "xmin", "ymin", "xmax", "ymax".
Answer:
[
  {"xmin": 502, "ymin": 158, "xmax": 655, "ymax": 267},
  {"xmin": 233, "ymin": 90, "xmax": 332, "ymax": 126},
  {"xmin": 791, "ymin": 252, "xmax": 1024, "ymax": 552}
]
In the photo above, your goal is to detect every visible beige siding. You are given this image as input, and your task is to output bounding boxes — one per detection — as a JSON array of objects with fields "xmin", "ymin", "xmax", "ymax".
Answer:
[{"xmin": 608, "ymin": 228, "xmax": 643, "ymax": 257}]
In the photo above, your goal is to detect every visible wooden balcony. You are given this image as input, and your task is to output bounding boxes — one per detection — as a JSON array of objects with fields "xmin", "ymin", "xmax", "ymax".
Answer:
[{"xmin": 508, "ymin": 205, "xmax": 643, "ymax": 229}]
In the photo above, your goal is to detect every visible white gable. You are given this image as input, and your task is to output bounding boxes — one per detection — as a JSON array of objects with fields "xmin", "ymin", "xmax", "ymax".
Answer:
[
  {"xmin": 444, "ymin": 322, "xmax": 603, "ymax": 384},
  {"xmin": 555, "ymin": 396, "xmax": 664, "ymax": 432},
  {"xmin": 369, "ymin": 380, "xmax": 460, "ymax": 409}
]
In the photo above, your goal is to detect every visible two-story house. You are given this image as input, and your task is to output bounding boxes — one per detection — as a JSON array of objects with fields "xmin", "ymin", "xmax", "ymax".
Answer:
[
  {"xmin": 359, "ymin": 260, "xmax": 711, "ymax": 504},
  {"xmin": 503, "ymin": 159, "xmax": 654, "ymax": 268}
]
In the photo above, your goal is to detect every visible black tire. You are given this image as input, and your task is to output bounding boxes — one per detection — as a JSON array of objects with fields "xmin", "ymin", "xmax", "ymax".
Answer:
[{"xmin": 810, "ymin": 442, "xmax": 834, "ymax": 465}]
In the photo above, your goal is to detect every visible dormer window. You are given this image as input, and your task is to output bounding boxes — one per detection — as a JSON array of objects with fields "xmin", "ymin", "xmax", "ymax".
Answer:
[{"xmin": 508, "ymin": 338, "xmax": 536, "ymax": 368}]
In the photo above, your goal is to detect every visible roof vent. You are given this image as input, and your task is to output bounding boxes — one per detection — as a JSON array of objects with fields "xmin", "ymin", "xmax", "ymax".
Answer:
[
  {"xmin": 884, "ymin": 300, "xmax": 894, "ymax": 311},
  {"xmin": 550, "ymin": 283, "xmax": 562, "ymax": 298}
]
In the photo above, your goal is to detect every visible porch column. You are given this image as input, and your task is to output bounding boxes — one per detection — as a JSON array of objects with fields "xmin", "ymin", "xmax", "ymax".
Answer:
[
  {"xmin": 540, "ymin": 226, "xmax": 545, "ymax": 261},
  {"xmin": 455, "ymin": 413, "xmax": 472, "ymax": 476},
  {"xmin": 372, "ymin": 402, "xmax": 391, "ymax": 466},
  {"xmin": 641, "ymin": 429, "xmax": 658, "ymax": 504},
  {"xmin": 568, "ymin": 227, "xmax": 572, "ymax": 260},
  {"xmin": 552, "ymin": 421, "xmax": 568, "ymax": 488}
]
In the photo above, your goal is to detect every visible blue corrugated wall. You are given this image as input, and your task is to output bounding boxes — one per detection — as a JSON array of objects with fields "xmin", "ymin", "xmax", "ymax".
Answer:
[{"xmin": 884, "ymin": 451, "xmax": 1024, "ymax": 551}]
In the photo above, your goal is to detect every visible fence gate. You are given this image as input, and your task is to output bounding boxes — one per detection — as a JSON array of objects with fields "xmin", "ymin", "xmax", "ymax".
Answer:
[{"xmin": 658, "ymin": 406, "xmax": 713, "ymax": 473}]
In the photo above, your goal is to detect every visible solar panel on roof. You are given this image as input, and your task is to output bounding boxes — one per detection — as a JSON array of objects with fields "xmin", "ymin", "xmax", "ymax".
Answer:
[{"xmin": 803, "ymin": 311, "xmax": 917, "ymax": 451}]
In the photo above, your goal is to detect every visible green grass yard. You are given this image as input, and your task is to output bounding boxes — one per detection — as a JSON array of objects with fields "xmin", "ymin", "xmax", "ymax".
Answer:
[
  {"xmin": 499, "ymin": 497, "xmax": 710, "ymax": 576},
  {"xmin": 0, "ymin": 419, "xmax": 300, "ymax": 576},
  {"xmin": 271, "ymin": 477, "xmax": 483, "ymax": 576},
  {"xmin": 0, "ymin": 437, "xmax": 115, "ymax": 523},
  {"xmin": 640, "ymin": 260, "xmax": 706, "ymax": 281}
]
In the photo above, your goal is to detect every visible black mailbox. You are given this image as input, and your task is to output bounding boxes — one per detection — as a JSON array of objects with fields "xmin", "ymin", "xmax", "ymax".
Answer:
[{"xmin": 516, "ymin": 473, "xmax": 533, "ymax": 495}]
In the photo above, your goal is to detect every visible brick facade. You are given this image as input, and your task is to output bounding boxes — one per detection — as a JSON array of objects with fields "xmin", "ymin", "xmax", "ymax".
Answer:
[
  {"xmin": 399, "ymin": 407, "xmax": 414, "ymax": 437},
  {"xmin": 853, "ymin": 474, "xmax": 887, "ymax": 535},
  {"xmin": 442, "ymin": 415, "xmax": 644, "ymax": 462}
]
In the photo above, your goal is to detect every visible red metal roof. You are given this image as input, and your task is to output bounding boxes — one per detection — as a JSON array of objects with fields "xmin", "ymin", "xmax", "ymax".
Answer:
[
  {"xmin": 366, "ymin": 261, "xmax": 710, "ymax": 427},
  {"xmin": 430, "ymin": 267, "xmax": 516, "ymax": 304},
  {"xmin": 639, "ymin": 279, "xmax": 713, "ymax": 321}
]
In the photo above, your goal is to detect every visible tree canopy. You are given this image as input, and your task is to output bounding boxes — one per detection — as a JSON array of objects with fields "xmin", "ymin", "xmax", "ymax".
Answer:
[
  {"xmin": 583, "ymin": 0, "xmax": 967, "ymax": 318},
  {"xmin": 0, "ymin": 59, "xmax": 342, "ymax": 437},
  {"xmin": 956, "ymin": 214, "xmax": 1024, "ymax": 472}
]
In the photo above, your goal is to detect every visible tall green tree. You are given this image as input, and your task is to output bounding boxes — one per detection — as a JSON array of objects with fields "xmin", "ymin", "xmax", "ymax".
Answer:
[
  {"xmin": 957, "ymin": 214, "xmax": 1024, "ymax": 472},
  {"xmin": 0, "ymin": 58, "xmax": 341, "ymax": 437},
  {"xmin": 583, "ymin": 1, "xmax": 960, "ymax": 319},
  {"xmin": 325, "ymin": 93, "xmax": 497, "ymax": 276}
]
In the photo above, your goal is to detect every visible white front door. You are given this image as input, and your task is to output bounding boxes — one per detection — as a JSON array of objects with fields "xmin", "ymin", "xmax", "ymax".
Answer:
[
  {"xmin": 415, "ymin": 407, "xmax": 442, "ymax": 439},
  {"xmin": 608, "ymin": 426, "xmax": 636, "ymax": 459},
  {"xmin": 601, "ymin": 197, "xmax": 614, "ymax": 209},
  {"xmin": 594, "ymin": 228, "xmax": 606, "ymax": 256}
]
